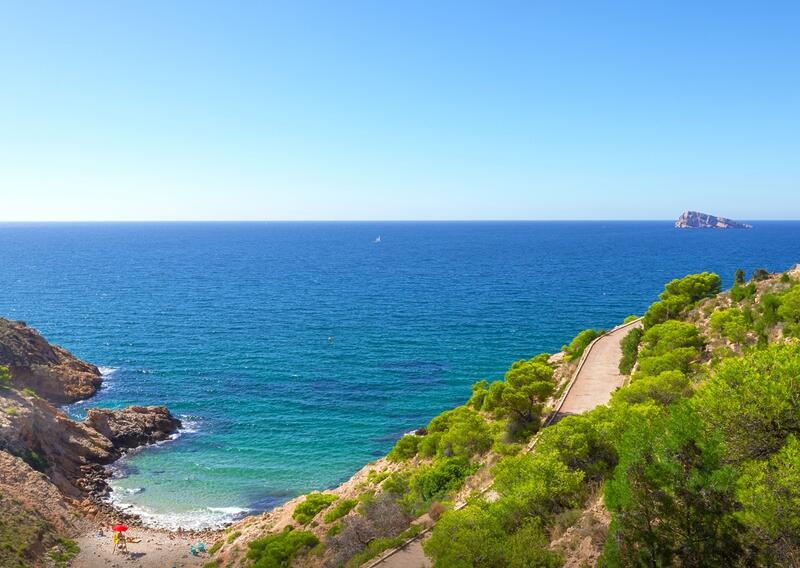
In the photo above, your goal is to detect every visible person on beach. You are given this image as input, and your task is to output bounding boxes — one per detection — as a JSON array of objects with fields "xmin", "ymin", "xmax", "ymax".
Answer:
[
  {"xmin": 112, "ymin": 530, "xmax": 119, "ymax": 554},
  {"xmin": 118, "ymin": 532, "xmax": 128, "ymax": 554}
]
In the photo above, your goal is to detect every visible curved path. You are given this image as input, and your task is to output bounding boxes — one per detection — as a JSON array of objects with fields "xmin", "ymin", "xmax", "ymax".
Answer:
[
  {"xmin": 553, "ymin": 318, "xmax": 642, "ymax": 419},
  {"xmin": 366, "ymin": 318, "xmax": 642, "ymax": 568}
]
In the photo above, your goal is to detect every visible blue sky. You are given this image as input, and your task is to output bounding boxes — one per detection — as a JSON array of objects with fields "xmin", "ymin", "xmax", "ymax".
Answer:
[{"xmin": 1, "ymin": 1, "xmax": 798, "ymax": 221}]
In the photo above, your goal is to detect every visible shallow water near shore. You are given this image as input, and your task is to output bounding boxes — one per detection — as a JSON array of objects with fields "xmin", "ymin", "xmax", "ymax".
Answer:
[{"xmin": 1, "ymin": 221, "xmax": 798, "ymax": 528}]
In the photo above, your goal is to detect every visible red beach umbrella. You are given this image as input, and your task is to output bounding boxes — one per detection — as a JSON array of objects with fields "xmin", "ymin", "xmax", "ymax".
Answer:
[{"xmin": 112, "ymin": 525, "xmax": 128, "ymax": 532}]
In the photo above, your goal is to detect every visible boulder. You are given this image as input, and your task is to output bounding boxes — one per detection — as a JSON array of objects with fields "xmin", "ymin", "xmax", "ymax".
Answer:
[{"xmin": 85, "ymin": 406, "xmax": 181, "ymax": 449}]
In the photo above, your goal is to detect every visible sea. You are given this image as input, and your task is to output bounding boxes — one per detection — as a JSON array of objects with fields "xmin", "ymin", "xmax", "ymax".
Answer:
[{"xmin": 0, "ymin": 221, "xmax": 797, "ymax": 529}]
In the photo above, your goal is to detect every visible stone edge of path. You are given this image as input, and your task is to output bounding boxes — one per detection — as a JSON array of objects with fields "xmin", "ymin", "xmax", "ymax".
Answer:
[{"xmin": 362, "ymin": 317, "xmax": 643, "ymax": 568}]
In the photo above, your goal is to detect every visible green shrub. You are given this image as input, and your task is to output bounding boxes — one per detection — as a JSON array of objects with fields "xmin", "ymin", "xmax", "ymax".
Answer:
[
  {"xmin": 478, "ymin": 359, "xmax": 556, "ymax": 436},
  {"xmin": 492, "ymin": 450, "xmax": 585, "ymax": 521},
  {"xmin": 402, "ymin": 457, "xmax": 476, "ymax": 514},
  {"xmin": 292, "ymin": 493, "xmax": 338, "ymax": 525},
  {"xmin": 434, "ymin": 409, "xmax": 491, "ymax": 459},
  {"xmin": 643, "ymin": 272, "xmax": 721, "ymax": 328},
  {"xmin": 623, "ymin": 314, "xmax": 640, "ymax": 324},
  {"xmin": 366, "ymin": 470, "xmax": 390, "ymax": 485},
  {"xmin": 21, "ymin": 387, "xmax": 38, "ymax": 398},
  {"xmin": 323, "ymin": 499, "xmax": 358, "ymax": 523},
  {"xmin": 208, "ymin": 540, "xmax": 223, "ymax": 554},
  {"xmin": 47, "ymin": 539, "xmax": 80, "ymax": 567},
  {"xmin": 710, "ymin": 308, "xmax": 749, "ymax": 343},
  {"xmin": 759, "ymin": 293, "xmax": 782, "ymax": 328},
  {"xmin": 467, "ymin": 379, "xmax": 490, "ymax": 409},
  {"xmin": 777, "ymin": 285, "xmax": 800, "ymax": 333},
  {"xmin": 226, "ymin": 530, "xmax": 241, "ymax": 544},
  {"xmin": 381, "ymin": 473, "xmax": 409, "ymax": 497},
  {"xmin": 693, "ymin": 342, "xmax": 800, "ymax": 463},
  {"xmin": 326, "ymin": 523, "xmax": 342, "ymax": 537},
  {"xmin": 640, "ymin": 320, "xmax": 703, "ymax": 357},
  {"xmin": 613, "ymin": 370, "xmax": 692, "ymax": 406},
  {"xmin": 603, "ymin": 405, "xmax": 740, "ymax": 567},
  {"xmin": 387, "ymin": 434, "xmax": 419, "ymax": 461},
  {"xmin": 731, "ymin": 282, "xmax": 756, "ymax": 302},
  {"xmin": 636, "ymin": 347, "xmax": 699, "ymax": 377},
  {"xmin": 563, "ymin": 329, "xmax": 603, "ymax": 361},
  {"xmin": 247, "ymin": 526, "xmax": 320, "ymax": 568},
  {"xmin": 735, "ymin": 435, "xmax": 800, "ymax": 565},
  {"xmin": 619, "ymin": 327, "xmax": 643, "ymax": 375},
  {"xmin": 0, "ymin": 366, "xmax": 11, "ymax": 390},
  {"xmin": 410, "ymin": 407, "xmax": 493, "ymax": 460}
]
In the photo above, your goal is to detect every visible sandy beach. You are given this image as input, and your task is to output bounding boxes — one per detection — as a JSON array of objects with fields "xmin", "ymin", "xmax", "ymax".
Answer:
[{"xmin": 73, "ymin": 526, "xmax": 215, "ymax": 568}]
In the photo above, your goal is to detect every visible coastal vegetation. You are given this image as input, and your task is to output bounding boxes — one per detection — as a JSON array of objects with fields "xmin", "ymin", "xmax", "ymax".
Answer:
[
  {"xmin": 396, "ymin": 268, "xmax": 800, "ymax": 567},
  {"xmin": 617, "ymin": 327, "xmax": 642, "ymax": 375},
  {"xmin": 0, "ymin": 365, "xmax": 11, "ymax": 390},
  {"xmin": 203, "ymin": 264, "xmax": 800, "ymax": 567},
  {"xmin": 563, "ymin": 329, "xmax": 604, "ymax": 361},
  {"xmin": 293, "ymin": 493, "xmax": 338, "ymax": 525},
  {"xmin": 247, "ymin": 527, "xmax": 320, "ymax": 568}
]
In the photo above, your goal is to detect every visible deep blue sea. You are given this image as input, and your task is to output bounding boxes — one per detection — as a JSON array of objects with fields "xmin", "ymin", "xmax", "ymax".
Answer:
[{"xmin": 0, "ymin": 221, "xmax": 797, "ymax": 528}]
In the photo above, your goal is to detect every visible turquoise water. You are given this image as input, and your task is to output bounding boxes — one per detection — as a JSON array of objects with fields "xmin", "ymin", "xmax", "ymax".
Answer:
[{"xmin": 0, "ymin": 221, "xmax": 798, "ymax": 528}]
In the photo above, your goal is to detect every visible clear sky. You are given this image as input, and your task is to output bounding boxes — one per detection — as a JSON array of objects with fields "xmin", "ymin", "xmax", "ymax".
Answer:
[{"xmin": 1, "ymin": 1, "xmax": 798, "ymax": 221}]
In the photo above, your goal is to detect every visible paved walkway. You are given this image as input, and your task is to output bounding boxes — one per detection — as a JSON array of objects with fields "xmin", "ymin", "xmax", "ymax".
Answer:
[
  {"xmin": 556, "ymin": 319, "xmax": 642, "ymax": 418},
  {"xmin": 366, "ymin": 319, "xmax": 642, "ymax": 568}
]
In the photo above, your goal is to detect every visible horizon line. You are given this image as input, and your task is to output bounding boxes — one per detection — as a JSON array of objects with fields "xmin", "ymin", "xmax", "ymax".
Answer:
[{"xmin": 1, "ymin": 218, "xmax": 795, "ymax": 224}]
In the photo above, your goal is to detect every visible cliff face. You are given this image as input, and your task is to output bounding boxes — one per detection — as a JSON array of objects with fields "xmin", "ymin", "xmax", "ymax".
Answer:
[
  {"xmin": 0, "ymin": 320, "xmax": 182, "ymax": 565},
  {"xmin": 675, "ymin": 211, "xmax": 752, "ymax": 229},
  {"xmin": 0, "ymin": 318, "xmax": 103, "ymax": 403},
  {"xmin": 0, "ymin": 390, "xmax": 181, "ymax": 499}
]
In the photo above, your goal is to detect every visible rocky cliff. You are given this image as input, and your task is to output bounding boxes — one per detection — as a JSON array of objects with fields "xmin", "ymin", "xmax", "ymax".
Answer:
[
  {"xmin": 675, "ymin": 210, "xmax": 752, "ymax": 229},
  {"xmin": 0, "ymin": 318, "xmax": 103, "ymax": 403},
  {"xmin": 0, "ymin": 320, "xmax": 182, "ymax": 566}
]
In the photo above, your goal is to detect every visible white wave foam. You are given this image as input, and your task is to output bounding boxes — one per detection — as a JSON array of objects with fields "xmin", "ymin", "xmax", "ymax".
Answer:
[
  {"xmin": 207, "ymin": 506, "xmax": 250, "ymax": 515},
  {"xmin": 106, "ymin": 492, "xmax": 250, "ymax": 530},
  {"xmin": 178, "ymin": 415, "xmax": 201, "ymax": 434},
  {"xmin": 99, "ymin": 366, "xmax": 119, "ymax": 376}
]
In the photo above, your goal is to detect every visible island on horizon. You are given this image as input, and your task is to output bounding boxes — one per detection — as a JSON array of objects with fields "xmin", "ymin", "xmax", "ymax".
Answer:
[{"xmin": 675, "ymin": 210, "xmax": 753, "ymax": 229}]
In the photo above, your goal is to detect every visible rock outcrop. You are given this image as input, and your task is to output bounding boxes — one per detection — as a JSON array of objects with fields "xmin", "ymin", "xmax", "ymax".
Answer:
[
  {"xmin": 675, "ymin": 211, "xmax": 752, "ymax": 229},
  {"xmin": 0, "ymin": 388, "xmax": 181, "ymax": 499},
  {"xmin": 0, "ymin": 318, "xmax": 103, "ymax": 403},
  {"xmin": 85, "ymin": 406, "xmax": 181, "ymax": 450}
]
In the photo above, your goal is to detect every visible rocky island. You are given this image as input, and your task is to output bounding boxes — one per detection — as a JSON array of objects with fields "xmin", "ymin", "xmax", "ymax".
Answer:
[{"xmin": 675, "ymin": 210, "xmax": 752, "ymax": 229}]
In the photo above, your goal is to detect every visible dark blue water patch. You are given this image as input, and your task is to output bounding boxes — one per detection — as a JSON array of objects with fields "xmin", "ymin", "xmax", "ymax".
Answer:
[
  {"xmin": 1, "ymin": 221, "xmax": 799, "ymax": 523},
  {"xmin": 247, "ymin": 491, "xmax": 297, "ymax": 513}
]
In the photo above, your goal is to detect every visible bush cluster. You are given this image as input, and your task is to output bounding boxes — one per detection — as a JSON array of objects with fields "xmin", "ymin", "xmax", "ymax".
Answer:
[
  {"xmin": 292, "ymin": 493, "xmax": 337, "ymax": 525},
  {"xmin": 246, "ymin": 527, "xmax": 319, "ymax": 568}
]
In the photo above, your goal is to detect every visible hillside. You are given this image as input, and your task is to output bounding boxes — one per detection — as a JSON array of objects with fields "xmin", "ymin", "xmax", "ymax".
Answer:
[{"xmin": 208, "ymin": 263, "xmax": 800, "ymax": 568}]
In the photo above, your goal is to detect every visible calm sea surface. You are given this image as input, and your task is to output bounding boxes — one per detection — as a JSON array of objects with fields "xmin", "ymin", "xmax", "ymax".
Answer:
[{"xmin": 0, "ymin": 221, "xmax": 797, "ymax": 528}]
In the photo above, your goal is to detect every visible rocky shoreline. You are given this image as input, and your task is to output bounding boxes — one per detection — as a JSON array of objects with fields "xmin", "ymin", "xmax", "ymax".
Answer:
[{"xmin": 0, "ymin": 318, "xmax": 188, "ymax": 565}]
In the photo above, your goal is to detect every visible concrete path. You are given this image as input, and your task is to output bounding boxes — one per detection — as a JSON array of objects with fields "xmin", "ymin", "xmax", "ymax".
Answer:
[
  {"xmin": 556, "ymin": 319, "xmax": 642, "ymax": 418},
  {"xmin": 365, "ymin": 319, "xmax": 642, "ymax": 568}
]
